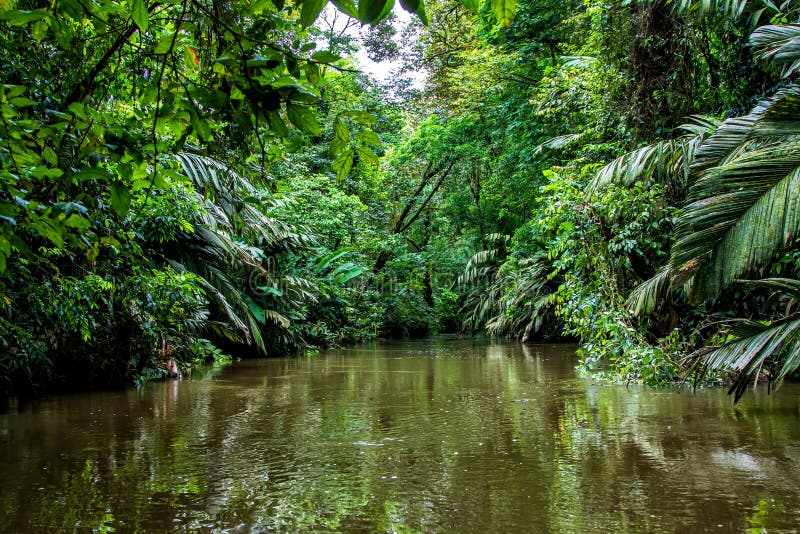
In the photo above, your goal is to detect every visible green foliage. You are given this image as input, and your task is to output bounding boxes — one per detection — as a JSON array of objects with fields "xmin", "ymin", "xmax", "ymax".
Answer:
[{"xmin": 2, "ymin": 0, "xmax": 798, "ymax": 405}]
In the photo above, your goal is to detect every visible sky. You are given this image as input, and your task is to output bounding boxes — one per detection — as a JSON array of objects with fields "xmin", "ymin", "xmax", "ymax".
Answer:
[{"xmin": 318, "ymin": 5, "xmax": 424, "ymax": 88}]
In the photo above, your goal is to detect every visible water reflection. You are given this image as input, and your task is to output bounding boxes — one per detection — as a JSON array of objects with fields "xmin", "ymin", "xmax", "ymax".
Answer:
[{"xmin": 0, "ymin": 338, "xmax": 798, "ymax": 532}]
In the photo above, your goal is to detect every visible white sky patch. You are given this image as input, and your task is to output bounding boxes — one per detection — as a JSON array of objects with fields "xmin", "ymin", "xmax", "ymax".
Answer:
[{"xmin": 317, "ymin": 5, "xmax": 425, "ymax": 89}]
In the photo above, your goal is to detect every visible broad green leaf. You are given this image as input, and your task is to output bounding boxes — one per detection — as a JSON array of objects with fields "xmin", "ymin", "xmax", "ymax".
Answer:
[
  {"xmin": 358, "ymin": 0, "xmax": 391, "ymax": 24},
  {"xmin": 341, "ymin": 110, "xmax": 377, "ymax": 125},
  {"xmin": 356, "ymin": 145, "xmax": 379, "ymax": 165},
  {"xmin": 0, "ymin": 9, "xmax": 48, "ymax": 26},
  {"xmin": 68, "ymin": 102, "xmax": 87, "ymax": 119},
  {"xmin": 155, "ymin": 35, "xmax": 174, "ymax": 54},
  {"xmin": 86, "ymin": 242, "xmax": 100, "ymax": 262},
  {"xmin": 110, "ymin": 182, "xmax": 131, "ymax": 217},
  {"xmin": 72, "ymin": 167, "xmax": 114, "ymax": 182},
  {"xmin": 191, "ymin": 114, "xmax": 213, "ymax": 141},
  {"xmin": 333, "ymin": 149, "xmax": 354, "ymax": 180},
  {"xmin": 331, "ymin": 118, "xmax": 350, "ymax": 154},
  {"xmin": 246, "ymin": 297, "xmax": 266, "ymax": 323},
  {"xmin": 311, "ymin": 50, "xmax": 341, "ymax": 63},
  {"xmin": 29, "ymin": 218, "xmax": 64, "ymax": 248},
  {"xmin": 230, "ymin": 85, "xmax": 245, "ymax": 100},
  {"xmin": 257, "ymin": 285, "xmax": 284, "ymax": 297},
  {"xmin": 491, "ymin": 0, "xmax": 515, "ymax": 27},
  {"xmin": 42, "ymin": 146, "xmax": 58, "ymax": 165},
  {"xmin": 300, "ymin": 0, "xmax": 328, "ymax": 27},
  {"xmin": 64, "ymin": 214, "xmax": 91, "ymax": 232},
  {"xmin": 286, "ymin": 103, "xmax": 321, "ymax": 136},
  {"xmin": 30, "ymin": 167, "xmax": 63, "ymax": 179},
  {"xmin": 130, "ymin": 0, "xmax": 148, "ymax": 32},
  {"xmin": 335, "ymin": 265, "xmax": 367, "ymax": 284},
  {"xmin": 357, "ymin": 130, "xmax": 381, "ymax": 147},
  {"xmin": 9, "ymin": 97, "xmax": 36, "ymax": 107},
  {"xmin": 331, "ymin": 0, "xmax": 359, "ymax": 17}
]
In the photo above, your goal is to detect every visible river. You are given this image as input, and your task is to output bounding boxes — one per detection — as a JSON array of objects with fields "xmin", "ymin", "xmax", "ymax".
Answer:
[{"xmin": 1, "ymin": 339, "xmax": 799, "ymax": 532}]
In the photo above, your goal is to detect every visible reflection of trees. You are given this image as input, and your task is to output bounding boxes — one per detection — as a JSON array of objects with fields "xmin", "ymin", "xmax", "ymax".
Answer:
[{"xmin": 0, "ymin": 340, "xmax": 799, "ymax": 531}]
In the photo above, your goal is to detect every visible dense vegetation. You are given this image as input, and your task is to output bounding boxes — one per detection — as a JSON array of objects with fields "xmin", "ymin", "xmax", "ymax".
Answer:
[{"xmin": 1, "ymin": 0, "xmax": 799, "ymax": 402}]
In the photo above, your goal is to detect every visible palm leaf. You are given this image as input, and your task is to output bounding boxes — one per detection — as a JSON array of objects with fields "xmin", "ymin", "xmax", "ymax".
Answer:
[
  {"xmin": 672, "ymin": 143, "xmax": 800, "ymax": 299},
  {"xmin": 671, "ymin": 0, "xmax": 752, "ymax": 19},
  {"xmin": 702, "ymin": 315, "xmax": 800, "ymax": 402},
  {"xmin": 626, "ymin": 265, "xmax": 673, "ymax": 316},
  {"xmin": 751, "ymin": 24, "xmax": 800, "ymax": 77},
  {"xmin": 690, "ymin": 86, "xmax": 800, "ymax": 173},
  {"xmin": 588, "ymin": 117, "xmax": 717, "ymax": 192}
]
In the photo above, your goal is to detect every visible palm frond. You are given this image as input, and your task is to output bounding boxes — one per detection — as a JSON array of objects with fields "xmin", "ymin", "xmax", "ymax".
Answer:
[
  {"xmin": 588, "ymin": 117, "xmax": 717, "ymax": 192},
  {"xmin": 702, "ymin": 315, "xmax": 800, "ymax": 402},
  {"xmin": 626, "ymin": 265, "xmax": 673, "ymax": 316},
  {"xmin": 751, "ymin": 24, "xmax": 800, "ymax": 77},
  {"xmin": 741, "ymin": 276, "xmax": 800, "ymax": 298},
  {"xmin": 177, "ymin": 152, "xmax": 315, "ymax": 250},
  {"xmin": 166, "ymin": 259, "xmax": 250, "ymax": 343},
  {"xmin": 691, "ymin": 86, "xmax": 800, "ymax": 172},
  {"xmin": 533, "ymin": 134, "xmax": 584, "ymax": 156},
  {"xmin": 671, "ymin": 0, "xmax": 750, "ymax": 19},
  {"xmin": 559, "ymin": 56, "xmax": 598, "ymax": 69},
  {"xmin": 672, "ymin": 143, "xmax": 800, "ymax": 299}
]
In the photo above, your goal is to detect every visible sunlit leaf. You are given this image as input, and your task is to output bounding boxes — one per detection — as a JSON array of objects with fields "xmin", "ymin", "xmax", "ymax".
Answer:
[
  {"xmin": 266, "ymin": 110, "xmax": 289, "ymax": 137},
  {"xmin": 0, "ymin": 8, "xmax": 48, "ymax": 26},
  {"xmin": 130, "ymin": 0, "xmax": 148, "ymax": 32},
  {"xmin": 300, "ymin": 0, "xmax": 328, "ymax": 27},
  {"xmin": 358, "ymin": 0, "xmax": 392, "ymax": 24},
  {"xmin": 357, "ymin": 130, "xmax": 381, "ymax": 147},
  {"xmin": 311, "ymin": 50, "xmax": 341, "ymax": 63},
  {"xmin": 331, "ymin": 0, "xmax": 358, "ymax": 17},
  {"xmin": 491, "ymin": 0, "xmax": 515, "ymax": 27},
  {"xmin": 459, "ymin": 0, "xmax": 479, "ymax": 13},
  {"xmin": 331, "ymin": 118, "xmax": 350, "ymax": 154},
  {"xmin": 333, "ymin": 149, "xmax": 354, "ymax": 180},
  {"xmin": 356, "ymin": 145, "xmax": 379, "ymax": 165}
]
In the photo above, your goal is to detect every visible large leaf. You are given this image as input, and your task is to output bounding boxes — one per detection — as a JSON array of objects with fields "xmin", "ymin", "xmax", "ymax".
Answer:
[
  {"xmin": 588, "ymin": 117, "xmax": 717, "ymax": 192},
  {"xmin": 751, "ymin": 24, "xmax": 800, "ymax": 78},
  {"xmin": 490, "ymin": 0, "xmax": 515, "ymax": 27},
  {"xmin": 110, "ymin": 182, "xmax": 131, "ymax": 217},
  {"xmin": 358, "ymin": 0, "xmax": 393, "ymax": 23},
  {"xmin": 130, "ymin": 0, "xmax": 148, "ymax": 32},
  {"xmin": 331, "ymin": 0, "xmax": 359, "ymax": 17},
  {"xmin": 671, "ymin": 0, "xmax": 750, "ymax": 18},
  {"xmin": 702, "ymin": 313, "xmax": 800, "ymax": 403},
  {"xmin": 286, "ymin": 103, "xmax": 321, "ymax": 136},
  {"xmin": 672, "ymin": 143, "xmax": 800, "ymax": 300},
  {"xmin": 333, "ymin": 149, "xmax": 354, "ymax": 180},
  {"xmin": 300, "ymin": 0, "xmax": 328, "ymax": 28},
  {"xmin": 626, "ymin": 265, "xmax": 672, "ymax": 316}
]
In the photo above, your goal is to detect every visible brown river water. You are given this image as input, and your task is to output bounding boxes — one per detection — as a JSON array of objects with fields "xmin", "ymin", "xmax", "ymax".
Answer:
[{"xmin": 1, "ymin": 338, "xmax": 799, "ymax": 532}]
